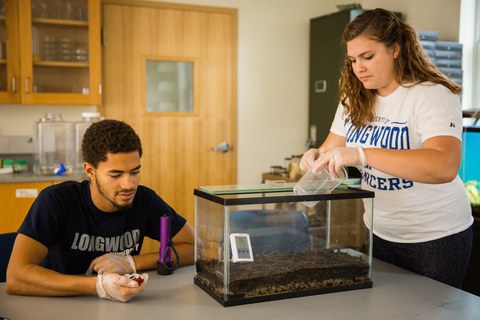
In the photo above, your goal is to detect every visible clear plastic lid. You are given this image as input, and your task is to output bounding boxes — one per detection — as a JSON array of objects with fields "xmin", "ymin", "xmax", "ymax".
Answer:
[
  {"xmin": 81, "ymin": 112, "xmax": 102, "ymax": 121},
  {"xmin": 41, "ymin": 113, "xmax": 63, "ymax": 122}
]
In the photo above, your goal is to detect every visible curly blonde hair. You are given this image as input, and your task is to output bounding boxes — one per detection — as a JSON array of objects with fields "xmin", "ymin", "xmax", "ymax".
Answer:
[{"xmin": 339, "ymin": 8, "xmax": 462, "ymax": 128}]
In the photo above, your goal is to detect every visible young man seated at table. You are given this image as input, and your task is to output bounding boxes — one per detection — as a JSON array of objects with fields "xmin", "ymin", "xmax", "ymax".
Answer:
[{"xmin": 5, "ymin": 119, "xmax": 194, "ymax": 302}]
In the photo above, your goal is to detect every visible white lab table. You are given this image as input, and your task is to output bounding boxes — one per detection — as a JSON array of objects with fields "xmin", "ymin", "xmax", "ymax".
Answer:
[{"xmin": 1, "ymin": 259, "xmax": 480, "ymax": 320}]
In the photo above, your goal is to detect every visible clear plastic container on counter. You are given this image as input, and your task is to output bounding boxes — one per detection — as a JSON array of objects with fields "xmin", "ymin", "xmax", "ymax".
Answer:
[{"xmin": 33, "ymin": 113, "xmax": 75, "ymax": 176}]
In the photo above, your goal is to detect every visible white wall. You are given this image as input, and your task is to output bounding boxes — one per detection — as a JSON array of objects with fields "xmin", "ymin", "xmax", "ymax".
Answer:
[
  {"xmin": 0, "ymin": 105, "xmax": 97, "ymax": 137},
  {"xmin": 364, "ymin": 0, "xmax": 460, "ymax": 41},
  {"xmin": 0, "ymin": 0, "xmax": 462, "ymax": 184}
]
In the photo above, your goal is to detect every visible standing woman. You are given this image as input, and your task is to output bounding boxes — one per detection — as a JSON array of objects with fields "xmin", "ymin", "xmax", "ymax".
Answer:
[{"xmin": 300, "ymin": 8, "xmax": 473, "ymax": 287}]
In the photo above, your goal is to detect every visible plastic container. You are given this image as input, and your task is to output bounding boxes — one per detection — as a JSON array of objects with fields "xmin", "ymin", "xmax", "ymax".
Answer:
[
  {"xmin": 417, "ymin": 30, "xmax": 439, "ymax": 41},
  {"xmin": 293, "ymin": 166, "xmax": 347, "ymax": 207},
  {"xmin": 33, "ymin": 113, "xmax": 75, "ymax": 176},
  {"xmin": 74, "ymin": 112, "xmax": 102, "ymax": 173}
]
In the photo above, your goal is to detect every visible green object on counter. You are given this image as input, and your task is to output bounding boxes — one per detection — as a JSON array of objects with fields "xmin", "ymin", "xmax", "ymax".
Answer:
[
  {"xmin": 2, "ymin": 159, "xmax": 13, "ymax": 169},
  {"xmin": 465, "ymin": 180, "xmax": 480, "ymax": 206},
  {"xmin": 0, "ymin": 159, "xmax": 28, "ymax": 173},
  {"xmin": 13, "ymin": 159, "xmax": 28, "ymax": 173}
]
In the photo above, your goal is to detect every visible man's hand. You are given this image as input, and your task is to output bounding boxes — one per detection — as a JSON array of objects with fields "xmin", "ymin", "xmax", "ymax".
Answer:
[
  {"xmin": 86, "ymin": 253, "xmax": 136, "ymax": 275},
  {"xmin": 96, "ymin": 273, "xmax": 149, "ymax": 302}
]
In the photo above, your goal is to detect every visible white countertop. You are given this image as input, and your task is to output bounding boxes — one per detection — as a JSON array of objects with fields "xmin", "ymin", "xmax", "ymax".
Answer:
[{"xmin": 1, "ymin": 259, "xmax": 480, "ymax": 320}]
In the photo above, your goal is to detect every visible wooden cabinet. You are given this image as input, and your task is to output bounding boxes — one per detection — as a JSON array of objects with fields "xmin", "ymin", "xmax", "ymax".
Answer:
[
  {"xmin": 0, "ymin": 0, "xmax": 101, "ymax": 105},
  {"xmin": 0, "ymin": 181, "xmax": 52, "ymax": 233}
]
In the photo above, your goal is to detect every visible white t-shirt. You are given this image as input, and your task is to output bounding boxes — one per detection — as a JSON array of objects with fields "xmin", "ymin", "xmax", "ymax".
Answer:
[{"xmin": 330, "ymin": 82, "xmax": 473, "ymax": 243}]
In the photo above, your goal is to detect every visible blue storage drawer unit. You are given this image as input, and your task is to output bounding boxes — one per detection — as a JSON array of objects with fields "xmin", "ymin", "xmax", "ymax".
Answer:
[{"xmin": 460, "ymin": 127, "xmax": 480, "ymax": 182}]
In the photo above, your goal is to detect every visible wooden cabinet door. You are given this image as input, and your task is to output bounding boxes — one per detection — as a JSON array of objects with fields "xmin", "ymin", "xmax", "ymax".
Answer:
[{"xmin": 0, "ymin": 181, "xmax": 52, "ymax": 233}]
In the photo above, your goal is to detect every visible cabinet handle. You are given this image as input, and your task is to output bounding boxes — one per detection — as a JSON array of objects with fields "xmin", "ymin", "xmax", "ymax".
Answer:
[
  {"xmin": 315, "ymin": 80, "xmax": 327, "ymax": 93},
  {"xmin": 11, "ymin": 76, "xmax": 16, "ymax": 93},
  {"xmin": 25, "ymin": 78, "xmax": 30, "ymax": 94}
]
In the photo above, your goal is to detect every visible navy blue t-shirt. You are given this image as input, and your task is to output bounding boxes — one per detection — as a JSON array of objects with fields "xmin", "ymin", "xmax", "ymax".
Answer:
[{"xmin": 18, "ymin": 180, "xmax": 186, "ymax": 275}]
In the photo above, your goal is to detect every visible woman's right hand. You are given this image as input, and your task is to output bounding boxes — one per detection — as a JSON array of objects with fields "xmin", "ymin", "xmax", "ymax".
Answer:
[{"xmin": 300, "ymin": 148, "xmax": 323, "ymax": 172}]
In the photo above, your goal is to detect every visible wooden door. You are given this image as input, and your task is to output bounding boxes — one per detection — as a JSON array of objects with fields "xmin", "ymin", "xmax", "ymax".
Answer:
[{"xmin": 102, "ymin": 1, "xmax": 237, "ymax": 251}]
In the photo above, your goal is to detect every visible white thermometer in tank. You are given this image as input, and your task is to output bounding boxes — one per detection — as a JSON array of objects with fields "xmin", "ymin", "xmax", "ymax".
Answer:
[{"xmin": 230, "ymin": 233, "xmax": 254, "ymax": 262}]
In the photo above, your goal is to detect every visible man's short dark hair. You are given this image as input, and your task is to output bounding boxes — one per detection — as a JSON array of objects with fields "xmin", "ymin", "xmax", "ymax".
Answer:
[{"xmin": 81, "ymin": 119, "xmax": 143, "ymax": 168}]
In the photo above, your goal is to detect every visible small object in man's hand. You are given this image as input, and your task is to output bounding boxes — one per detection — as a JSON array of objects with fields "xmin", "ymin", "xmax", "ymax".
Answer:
[{"xmin": 129, "ymin": 273, "xmax": 144, "ymax": 285}]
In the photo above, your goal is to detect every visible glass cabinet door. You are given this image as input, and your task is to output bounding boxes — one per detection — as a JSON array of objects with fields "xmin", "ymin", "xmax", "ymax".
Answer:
[
  {"xmin": 18, "ymin": 0, "xmax": 101, "ymax": 105},
  {"xmin": 0, "ymin": 0, "xmax": 21, "ymax": 103},
  {"xmin": 0, "ymin": 0, "xmax": 7, "ymax": 93}
]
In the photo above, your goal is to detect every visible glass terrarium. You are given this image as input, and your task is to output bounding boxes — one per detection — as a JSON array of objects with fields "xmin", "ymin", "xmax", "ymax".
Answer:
[{"xmin": 193, "ymin": 184, "xmax": 374, "ymax": 306}]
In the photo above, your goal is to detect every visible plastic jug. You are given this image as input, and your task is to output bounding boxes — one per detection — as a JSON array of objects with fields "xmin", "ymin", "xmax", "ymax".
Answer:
[
  {"xmin": 74, "ymin": 112, "xmax": 102, "ymax": 173},
  {"xmin": 33, "ymin": 113, "xmax": 75, "ymax": 176}
]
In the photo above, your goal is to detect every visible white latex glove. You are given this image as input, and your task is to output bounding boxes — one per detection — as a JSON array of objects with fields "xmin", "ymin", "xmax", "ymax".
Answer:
[
  {"xmin": 86, "ymin": 253, "xmax": 136, "ymax": 275},
  {"xmin": 313, "ymin": 146, "xmax": 366, "ymax": 178},
  {"xmin": 96, "ymin": 272, "xmax": 149, "ymax": 302},
  {"xmin": 300, "ymin": 148, "xmax": 325, "ymax": 172}
]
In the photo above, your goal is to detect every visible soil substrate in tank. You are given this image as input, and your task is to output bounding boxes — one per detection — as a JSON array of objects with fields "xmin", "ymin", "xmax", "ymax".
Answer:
[{"xmin": 194, "ymin": 248, "xmax": 372, "ymax": 306}]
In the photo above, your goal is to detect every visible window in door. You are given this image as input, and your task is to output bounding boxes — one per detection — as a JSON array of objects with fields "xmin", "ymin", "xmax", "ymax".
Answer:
[{"xmin": 145, "ymin": 60, "xmax": 194, "ymax": 113}]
